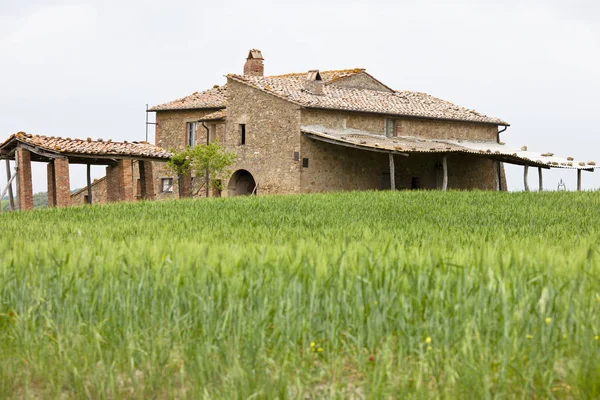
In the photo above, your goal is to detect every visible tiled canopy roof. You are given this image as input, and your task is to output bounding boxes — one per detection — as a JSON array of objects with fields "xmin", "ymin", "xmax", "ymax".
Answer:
[
  {"xmin": 149, "ymin": 85, "xmax": 227, "ymax": 111},
  {"xmin": 0, "ymin": 132, "xmax": 172, "ymax": 160},
  {"xmin": 148, "ymin": 69, "xmax": 366, "ymax": 112},
  {"xmin": 198, "ymin": 109, "xmax": 226, "ymax": 121},
  {"xmin": 230, "ymin": 74, "xmax": 508, "ymax": 125},
  {"xmin": 301, "ymin": 125, "xmax": 597, "ymax": 170}
]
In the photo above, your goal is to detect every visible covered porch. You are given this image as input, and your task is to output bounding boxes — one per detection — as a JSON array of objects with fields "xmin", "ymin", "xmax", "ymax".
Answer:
[
  {"xmin": 301, "ymin": 125, "xmax": 597, "ymax": 191},
  {"xmin": 0, "ymin": 132, "xmax": 172, "ymax": 211}
]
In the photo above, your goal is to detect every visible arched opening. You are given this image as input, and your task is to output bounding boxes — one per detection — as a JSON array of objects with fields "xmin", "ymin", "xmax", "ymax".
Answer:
[{"xmin": 227, "ymin": 169, "xmax": 257, "ymax": 196}]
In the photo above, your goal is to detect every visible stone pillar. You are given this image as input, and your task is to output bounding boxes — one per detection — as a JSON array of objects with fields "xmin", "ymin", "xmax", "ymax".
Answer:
[
  {"xmin": 119, "ymin": 160, "xmax": 134, "ymax": 202},
  {"xmin": 47, "ymin": 162, "xmax": 56, "ymax": 207},
  {"xmin": 105, "ymin": 160, "xmax": 134, "ymax": 203},
  {"xmin": 106, "ymin": 164, "xmax": 120, "ymax": 203},
  {"xmin": 54, "ymin": 157, "xmax": 71, "ymax": 207},
  {"xmin": 16, "ymin": 147, "xmax": 33, "ymax": 211},
  {"xmin": 139, "ymin": 161, "xmax": 155, "ymax": 200}
]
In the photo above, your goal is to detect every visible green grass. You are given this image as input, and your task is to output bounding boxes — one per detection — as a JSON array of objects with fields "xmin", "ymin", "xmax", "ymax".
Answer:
[{"xmin": 1, "ymin": 191, "xmax": 599, "ymax": 399}]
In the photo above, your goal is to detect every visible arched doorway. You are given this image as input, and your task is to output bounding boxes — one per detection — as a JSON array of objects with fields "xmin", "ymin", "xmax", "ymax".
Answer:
[{"xmin": 228, "ymin": 169, "xmax": 257, "ymax": 196}]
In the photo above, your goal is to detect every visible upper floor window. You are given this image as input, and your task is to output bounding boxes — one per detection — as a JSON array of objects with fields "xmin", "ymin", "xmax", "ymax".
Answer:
[
  {"xmin": 239, "ymin": 124, "xmax": 246, "ymax": 145},
  {"xmin": 385, "ymin": 119, "xmax": 396, "ymax": 138},
  {"xmin": 187, "ymin": 122, "xmax": 197, "ymax": 148}
]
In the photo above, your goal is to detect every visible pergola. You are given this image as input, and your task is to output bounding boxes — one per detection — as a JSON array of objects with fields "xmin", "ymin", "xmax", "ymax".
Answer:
[
  {"xmin": 0, "ymin": 132, "xmax": 172, "ymax": 211},
  {"xmin": 301, "ymin": 125, "xmax": 598, "ymax": 191}
]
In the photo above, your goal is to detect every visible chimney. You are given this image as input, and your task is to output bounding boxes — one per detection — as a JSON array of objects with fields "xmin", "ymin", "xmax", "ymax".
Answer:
[
  {"xmin": 243, "ymin": 49, "xmax": 264, "ymax": 76},
  {"xmin": 304, "ymin": 70, "xmax": 324, "ymax": 95}
]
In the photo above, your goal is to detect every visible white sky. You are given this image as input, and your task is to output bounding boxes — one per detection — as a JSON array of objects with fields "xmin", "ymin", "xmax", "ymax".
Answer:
[{"xmin": 1, "ymin": 0, "xmax": 599, "ymax": 192}]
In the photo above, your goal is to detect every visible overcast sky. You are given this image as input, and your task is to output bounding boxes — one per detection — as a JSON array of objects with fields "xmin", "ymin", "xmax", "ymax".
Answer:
[{"xmin": 1, "ymin": 0, "xmax": 598, "ymax": 193}]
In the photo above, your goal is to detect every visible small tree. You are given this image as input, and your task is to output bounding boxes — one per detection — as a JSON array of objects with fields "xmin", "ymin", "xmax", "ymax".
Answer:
[
  {"xmin": 167, "ymin": 143, "xmax": 236, "ymax": 198},
  {"xmin": 167, "ymin": 149, "xmax": 193, "ymax": 198}
]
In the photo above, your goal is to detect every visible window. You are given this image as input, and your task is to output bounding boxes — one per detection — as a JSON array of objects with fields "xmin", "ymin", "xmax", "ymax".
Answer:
[
  {"xmin": 294, "ymin": 151, "xmax": 300, "ymax": 161},
  {"xmin": 209, "ymin": 124, "xmax": 217, "ymax": 143},
  {"xmin": 161, "ymin": 178, "xmax": 174, "ymax": 193},
  {"xmin": 302, "ymin": 158, "xmax": 309, "ymax": 168},
  {"xmin": 385, "ymin": 119, "xmax": 396, "ymax": 138},
  {"xmin": 187, "ymin": 122, "xmax": 197, "ymax": 148},
  {"xmin": 239, "ymin": 124, "xmax": 246, "ymax": 145}
]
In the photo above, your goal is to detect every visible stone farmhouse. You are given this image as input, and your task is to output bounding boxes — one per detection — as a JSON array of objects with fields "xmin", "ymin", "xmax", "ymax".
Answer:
[
  {"xmin": 145, "ymin": 49, "xmax": 517, "ymax": 199},
  {"xmin": 2, "ymin": 49, "xmax": 596, "ymax": 211}
]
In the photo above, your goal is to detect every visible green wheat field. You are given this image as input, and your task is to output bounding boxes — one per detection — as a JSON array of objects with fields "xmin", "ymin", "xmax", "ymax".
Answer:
[{"xmin": 1, "ymin": 191, "xmax": 599, "ymax": 399}]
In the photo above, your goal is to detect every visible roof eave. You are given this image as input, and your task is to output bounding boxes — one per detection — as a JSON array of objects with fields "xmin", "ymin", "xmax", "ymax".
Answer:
[{"xmin": 147, "ymin": 105, "xmax": 226, "ymax": 112}]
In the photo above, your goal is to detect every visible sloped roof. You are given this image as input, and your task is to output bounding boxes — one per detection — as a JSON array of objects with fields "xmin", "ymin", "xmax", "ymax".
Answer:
[
  {"xmin": 230, "ymin": 74, "xmax": 508, "ymax": 125},
  {"xmin": 198, "ymin": 109, "xmax": 226, "ymax": 121},
  {"xmin": 149, "ymin": 85, "xmax": 227, "ymax": 111},
  {"xmin": 148, "ymin": 69, "xmax": 366, "ymax": 112},
  {"xmin": 301, "ymin": 125, "xmax": 597, "ymax": 170},
  {"xmin": 0, "ymin": 132, "xmax": 172, "ymax": 161}
]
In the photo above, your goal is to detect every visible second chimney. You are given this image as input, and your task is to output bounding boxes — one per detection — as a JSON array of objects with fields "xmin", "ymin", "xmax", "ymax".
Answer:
[
  {"xmin": 305, "ymin": 70, "xmax": 324, "ymax": 95},
  {"xmin": 244, "ymin": 49, "xmax": 264, "ymax": 76}
]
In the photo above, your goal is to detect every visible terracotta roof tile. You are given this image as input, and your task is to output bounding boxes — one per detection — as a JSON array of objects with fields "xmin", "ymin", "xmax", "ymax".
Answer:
[
  {"xmin": 230, "ymin": 74, "xmax": 508, "ymax": 125},
  {"xmin": 149, "ymin": 85, "xmax": 227, "ymax": 111},
  {"xmin": 198, "ymin": 109, "xmax": 226, "ymax": 121},
  {"xmin": 0, "ymin": 132, "xmax": 172, "ymax": 159},
  {"xmin": 148, "ymin": 69, "xmax": 365, "ymax": 112}
]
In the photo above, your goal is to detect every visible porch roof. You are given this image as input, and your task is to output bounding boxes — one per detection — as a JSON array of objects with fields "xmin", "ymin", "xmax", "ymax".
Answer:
[
  {"xmin": 0, "ymin": 132, "xmax": 172, "ymax": 165},
  {"xmin": 301, "ymin": 125, "xmax": 597, "ymax": 171}
]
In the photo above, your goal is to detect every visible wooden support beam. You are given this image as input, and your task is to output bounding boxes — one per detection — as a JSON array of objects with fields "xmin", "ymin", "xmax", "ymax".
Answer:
[
  {"xmin": 538, "ymin": 167, "xmax": 543, "ymax": 192},
  {"xmin": 442, "ymin": 155, "xmax": 448, "ymax": 191},
  {"xmin": 5, "ymin": 159, "xmax": 14, "ymax": 210},
  {"xmin": 389, "ymin": 153, "xmax": 395, "ymax": 191},
  {"xmin": 0, "ymin": 168, "xmax": 17, "ymax": 211},
  {"xmin": 86, "ymin": 164, "xmax": 92, "ymax": 204},
  {"xmin": 577, "ymin": 169, "xmax": 582, "ymax": 191},
  {"xmin": 524, "ymin": 165, "xmax": 529, "ymax": 192}
]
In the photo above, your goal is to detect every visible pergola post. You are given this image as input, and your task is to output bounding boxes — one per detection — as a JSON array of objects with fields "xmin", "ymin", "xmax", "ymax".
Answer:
[
  {"xmin": 86, "ymin": 164, "xmax": 92, "ymax": 204},
  {"xmin": 106, "ymin": 160, "xmax": 133, "ymax": 202},
  {"xmin": 47, "ymin": 161, "xmax": 56, "ymax": 207},
  {"xmin": 15, "ymin": 147, "xmax": 33, "ymax": 211},
  {"xmin": 523, "ymin": 165, "xmax": 529, "ymax": 192},
  {"xmin": 54, "ymin": 157, "xmax": 71, "ymax": 208},
  {"xmin": 577, "ymin": 169, "xmax": 582, "ymax": 191},
  {"xmin": 389, "ymin": 153, "xmax": 396, "ymax": 191},
  {"xmin": 5, "ymin": 159, "xmax": 15, "ymax": 210},
  {"xmin": 442, "ymin": 155, "xmax": 448, "ymax": 191},
  {"xmin": 138, "ymin": 160, "xmax": 155, "ymax": 200},
  {"xmin": 493, "ymin": 160, "xmax": 500, "ymax": 191},
  {"xmin": 538, "ymin": 167, "xmax": 543, "ymax": 192}
]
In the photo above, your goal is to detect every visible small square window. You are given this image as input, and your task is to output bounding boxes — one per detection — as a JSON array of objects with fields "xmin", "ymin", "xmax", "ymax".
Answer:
[
  {"xmin": 302, "ymin": 158, "xmax": 309, "ymax": 168},
  {"xmin": 239, "ymin": 124, "xmax": 246, "ymax": 145},
  {"xmin": 294, "ymin": 151, "xmax": 300, "ymax": 161},
  {"xmin": 161, "ymin": 178, "xmax": 174, "ymax": 193}
]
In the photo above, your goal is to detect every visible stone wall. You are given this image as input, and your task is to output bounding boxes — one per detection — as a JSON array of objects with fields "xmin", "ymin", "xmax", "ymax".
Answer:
[
  {"xmin": 332, "ymin": 72, "xmax": 392, "ymax": 92},
  {"xmin": 301, "ymin": 109, "xmax": 385, "ymax": 133},
  {"xmin": 301, "ymin": 109, "xmax": 498, "ymax": 142},
  {"xmin": 71, "ymin": 177, "xmax": 108, "ymax": 205},
  {"xmin": 222, "ymin": 78, "xmax": 302, "ymax": 196},
  {"xmin": 299, "ymin": 137, "xmax": 504, "ymax": 193},
  {"xmin": 401, "ymin": 119, "xmax": 498, "ymax": 141},
  {"xmin": 153, "ymin": 109, "xmax": 225, "ymax": 199}
]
